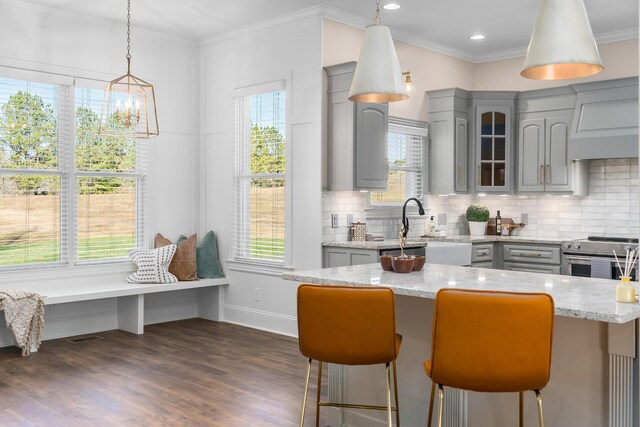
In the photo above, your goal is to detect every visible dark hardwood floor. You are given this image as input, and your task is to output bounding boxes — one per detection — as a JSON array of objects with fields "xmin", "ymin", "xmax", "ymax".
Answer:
[{"xmin": 0, "ymin": 319, "xmax": 325, "ymax": 426}]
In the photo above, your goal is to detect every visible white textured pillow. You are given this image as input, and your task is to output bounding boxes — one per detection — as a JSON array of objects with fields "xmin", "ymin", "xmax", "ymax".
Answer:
[{"xmin": 127, "ymin": 245, "xmax": 178, "ymax": 284}]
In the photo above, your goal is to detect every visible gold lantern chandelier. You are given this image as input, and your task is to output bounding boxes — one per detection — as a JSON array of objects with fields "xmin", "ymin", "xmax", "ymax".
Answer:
[{"xmin": 100, "ymin": 0, "xmax": 159, "ymax": 138}]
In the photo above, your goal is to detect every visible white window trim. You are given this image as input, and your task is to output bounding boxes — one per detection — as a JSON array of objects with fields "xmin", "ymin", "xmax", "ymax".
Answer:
[
  {"xmin": 366, "ymin": 117, "xmax": 429, "ymax": 220},
  {"xmin": 228, "ymin": 72, "xmax": 293, "ymax": 275},
  {"xmin": 0, "ymin": 68, "xmax": 149, "ymax": 273}
]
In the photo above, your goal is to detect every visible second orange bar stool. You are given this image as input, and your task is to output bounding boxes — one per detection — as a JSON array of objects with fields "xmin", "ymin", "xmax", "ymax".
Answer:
[
  {"xmin": 297, "ymin": 284, "xmax": 402, "ymax": 427},
  {"xmin": 425, "ymin": 288, "xmax": 554, "ymax": 427}
]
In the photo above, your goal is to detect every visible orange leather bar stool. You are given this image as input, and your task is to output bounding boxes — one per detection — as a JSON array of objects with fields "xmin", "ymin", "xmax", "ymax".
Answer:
[
  {"xmin": 425, "ymin": 289, "xmax": 554, "ymax": 427},
  {"xmin": 297, "ymin": 284, "xmax": 402, "ymax": 427}
]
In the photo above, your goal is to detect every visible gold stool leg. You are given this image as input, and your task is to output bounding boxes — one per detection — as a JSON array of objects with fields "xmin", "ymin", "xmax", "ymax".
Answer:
[
  {"xmin": 437, "ymin": 385, "xmax": 445, "ymax": 427},
  {"xmin": 392, "ymin": 360, "xmax": 400, "ymax": 427},
  {"xmin": 315, "ymin": 361, "xmax": 323, "ymax": 427},
  {"xmin": 535, "ymin": 390, "xmax": 545, "ymax": 427},
  {"xmin": 519, "ymin": 391, "xmax": 524, "ymax": 427},
  {"xmin": 386, "ymin": 363, "xmax": 393, "ymax": 427},
  {"xmin": 300, "ymin": 358, "xmax": 312, "ymax": 427},
  {"xmin": 427, "ymin": 382, "xmax": 435, "ymax": 427}
]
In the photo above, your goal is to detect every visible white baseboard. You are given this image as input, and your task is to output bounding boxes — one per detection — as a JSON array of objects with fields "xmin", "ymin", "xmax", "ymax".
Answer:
[{"xmin": 222, "ymin": 303, "xmax": 297, "ymax": 337}]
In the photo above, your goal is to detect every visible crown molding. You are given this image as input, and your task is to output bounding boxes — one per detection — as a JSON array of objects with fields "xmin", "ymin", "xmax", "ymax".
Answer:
[
  {"xmin": 0, "ymin": 0, "xmax": 198, "ymax": 47},
  {"xmin": 199, "ymin": 5, "xmax": 326, "ymax": 47},
  {"xmin": 320, "ymin": 5, "xmax": 477, "ymax": 63},
  {"xmin": 4, "ymin": 1, "xmax": 637, "ymax": 64}
]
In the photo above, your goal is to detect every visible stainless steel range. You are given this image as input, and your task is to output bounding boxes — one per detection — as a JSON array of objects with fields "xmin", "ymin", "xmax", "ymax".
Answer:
[{"xmin": 561, "ymin": 236, "xmax": 639, "ymax": 279}]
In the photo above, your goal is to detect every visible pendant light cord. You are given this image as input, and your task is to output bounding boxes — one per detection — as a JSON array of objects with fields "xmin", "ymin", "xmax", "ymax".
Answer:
[
  {"xmin": 126, "ymin": 0, "xmax": 131, "ymax": 74},
  {"xmin": 374, "ymin": 0, "xmax": 380, "ymax": 24}
]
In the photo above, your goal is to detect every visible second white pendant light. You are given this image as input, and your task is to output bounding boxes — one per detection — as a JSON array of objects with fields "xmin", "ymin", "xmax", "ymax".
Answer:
[
  {"xmin": 521, "ymin": 0, "xmax": 603, "ymax": 80},
  {"xmin": 348, "ymin": 0, "xmax": 408, "ymax": 102}
]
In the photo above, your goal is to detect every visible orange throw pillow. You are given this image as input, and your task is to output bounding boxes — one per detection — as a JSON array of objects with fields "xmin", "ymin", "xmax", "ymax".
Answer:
[{"xmin": 154, "ymin": 233, "xmax": 198, "ymax": 281}]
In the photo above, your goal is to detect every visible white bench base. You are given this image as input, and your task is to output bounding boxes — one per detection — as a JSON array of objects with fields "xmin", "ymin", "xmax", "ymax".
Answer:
[{"xmin": 0, "ymin": 278, "xmax": 229, "ymax": 348}]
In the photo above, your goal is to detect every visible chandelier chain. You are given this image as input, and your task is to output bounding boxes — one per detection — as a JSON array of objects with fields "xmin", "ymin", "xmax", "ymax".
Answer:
[
  {"xmin": 374, "ymin": 0, "xmax": 381, "ymax": 24},
  {"xmin": 126, "ymin": 0, "xmax": 131, "ymax": 61}
]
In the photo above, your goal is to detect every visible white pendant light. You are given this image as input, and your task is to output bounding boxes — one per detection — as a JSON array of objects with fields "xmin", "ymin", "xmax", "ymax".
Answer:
[
  {"xmin": 521, "ymin": 0, "xmax": 603, "ymax": 80},
  {"xmin": 348, "ymin": 0, "xmax": 408, "ymax": 102}
]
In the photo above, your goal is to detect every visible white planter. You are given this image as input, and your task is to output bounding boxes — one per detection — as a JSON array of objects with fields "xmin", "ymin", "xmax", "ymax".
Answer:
[{"xmin": 468, "ymin": 221, "xmax": 488, "ymax": 236}]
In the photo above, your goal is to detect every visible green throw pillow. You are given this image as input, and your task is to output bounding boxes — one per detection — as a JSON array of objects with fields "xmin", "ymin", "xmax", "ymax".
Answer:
[{"xmin": 178, "ymin": 231, "xmax": 225, "ymax": 279}]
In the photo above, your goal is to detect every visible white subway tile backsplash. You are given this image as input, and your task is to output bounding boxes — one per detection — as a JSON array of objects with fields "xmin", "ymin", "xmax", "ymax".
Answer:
[{"xmin": 322, "ymin": 159, "xmax": 640, "ymax": 241}]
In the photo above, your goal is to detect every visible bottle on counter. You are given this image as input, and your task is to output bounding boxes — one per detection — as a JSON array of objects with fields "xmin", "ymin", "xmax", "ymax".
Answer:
[
  {"xmin": 496, "ymin": 210, "xmax": 502, "ymax": 236},
  {"xmin": 429, "ymin": 216, "xmax": 437, "ymax": 234}
]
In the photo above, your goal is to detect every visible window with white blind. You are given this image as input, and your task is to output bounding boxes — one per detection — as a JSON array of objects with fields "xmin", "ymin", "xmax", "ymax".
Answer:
[
  {"xmin": 0, "ymin": 77, "xmax": 68, "ymax": 267},
  {"xmin": 75, "ymin": 86, "xmax": 145, "ymax": 262},
  {"xmin": 233, "ymin": 82, "xmax": 287, "ymax": 266},
  {"xmin": 370, "ymin": 119, "xmax": 428, "ymax": 207},
  {"xmin": 0, "ymin": 72, "xmax": 146, "ymax": 270}
]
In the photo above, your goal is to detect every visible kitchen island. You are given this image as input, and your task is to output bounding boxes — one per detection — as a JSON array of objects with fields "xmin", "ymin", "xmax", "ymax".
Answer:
[{"xmin": 283, "ymin": 264, "xmax": 640, "ymax": 427}]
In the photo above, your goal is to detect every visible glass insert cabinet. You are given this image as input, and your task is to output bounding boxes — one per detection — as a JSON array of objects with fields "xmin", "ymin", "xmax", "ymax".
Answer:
[{"xmin": 475, "ymin": 105, "xmax": 512, "ymax": 192}]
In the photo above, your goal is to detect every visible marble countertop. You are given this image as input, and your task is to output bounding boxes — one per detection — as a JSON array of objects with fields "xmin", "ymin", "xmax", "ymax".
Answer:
[
  {"xmin": 282, "ymin": 263, "xmax": 640, "ymax": 324},
  {"xmin": 322, "ymin": 235, "xmax": 567, "ymax": 250}
]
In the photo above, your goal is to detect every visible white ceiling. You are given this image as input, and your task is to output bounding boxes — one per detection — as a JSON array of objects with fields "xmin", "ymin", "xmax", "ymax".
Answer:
[{"xmin": 14, "ymin": 0, "xmax": 640, "ymax": 62}]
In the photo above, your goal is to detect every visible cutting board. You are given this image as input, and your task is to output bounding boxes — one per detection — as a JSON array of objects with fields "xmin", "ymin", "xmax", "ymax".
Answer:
[{"xmin": 486, "ymin": 217, "xmax": 514, "ymax": 235}]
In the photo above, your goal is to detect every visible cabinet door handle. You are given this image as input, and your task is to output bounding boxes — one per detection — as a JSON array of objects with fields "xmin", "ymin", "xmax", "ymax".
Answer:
[
  {"xmin": 477, "ymin": 165, "xmax": 480, "ymax": 184},
  {"xmin": 539, "ymin": 165, "xmax": 544, "ymax": 185},
  {"xmin": 457, "ymin": 164, "xmax": 462, "ymax": 185},
  {"xmin": 546, "ymin": 165, "xmax": 550, "ymax": 185}
]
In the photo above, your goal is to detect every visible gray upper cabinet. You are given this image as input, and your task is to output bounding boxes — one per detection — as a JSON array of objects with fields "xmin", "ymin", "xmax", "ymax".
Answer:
[
  {"xmin": 472, "ymin": 93, "xmax": 517, "ymax": 193},
  {"xmin": 325, "ymin": 62, "xmax": 389, "ymax": 191},
  {"xmin": 355, "ymin": 103, "xmax": 389, "ymax": 189},
  {"xmin": 517, "ymin": 86, "xmax": 588, "ymax": 195},
  {"xmin": 518, "ymin": 113, "xmax": 573, "ymax": 192},
  {"xmin": 427, "ymin": 88, "xmax": 470, "ymax": 194}
]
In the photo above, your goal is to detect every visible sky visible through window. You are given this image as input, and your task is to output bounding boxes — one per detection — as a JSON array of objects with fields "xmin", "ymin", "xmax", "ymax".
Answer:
[{"xmin": 250, "ymin": 91, "xmax": 285, "ymax": 135}]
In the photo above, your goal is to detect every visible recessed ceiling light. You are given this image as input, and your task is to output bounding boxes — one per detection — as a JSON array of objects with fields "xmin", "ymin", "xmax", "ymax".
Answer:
[
  {"xmin": 383, "ymin": 3, "xmax": 401, "ymax": 10},
  {"xmin": 470, "ymin": 34, "xmax": 486, "ymax": 40}
]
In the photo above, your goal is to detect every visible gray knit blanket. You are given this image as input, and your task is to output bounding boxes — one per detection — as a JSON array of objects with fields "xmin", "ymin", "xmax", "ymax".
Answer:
[{"xmin": 0, "ymin": 291, "xmax": 45, "ymax": 356}]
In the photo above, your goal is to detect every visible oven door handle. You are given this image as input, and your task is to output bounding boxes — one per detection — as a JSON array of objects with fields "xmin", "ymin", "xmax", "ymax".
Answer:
[{"xmin": 564, "ymin": 255, "xmax": 616, "ymax": 265}]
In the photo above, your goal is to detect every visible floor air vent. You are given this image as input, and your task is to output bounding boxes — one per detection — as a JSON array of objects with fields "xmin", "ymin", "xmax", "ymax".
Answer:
[{"xmin": 67, "ymin": 336, "xmax": 103, "ymax": 344}]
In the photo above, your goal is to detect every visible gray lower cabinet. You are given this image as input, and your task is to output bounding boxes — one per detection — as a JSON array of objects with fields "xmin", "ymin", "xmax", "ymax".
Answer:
[
  {"xmin": 502, "ymin": 243, "xmax": 561, "ymax": 275},
  {"xmin": 471, "ymin": 243, "xmax": 494, "ymax": 268},
  {"xmin": 503, "ymin": 262, "xmax": 561, "ymax": 275},
  {"xmin": 323, "ymin": 247, "xmax": 378, "ymax": 268},
  {"xmin": 325, "ymin": 62, "xmax": 389, "ymax": 191},
  {"xmin": 518, "ymin": 112, "xmax": 576, "ymax": 193},
  {"xmin": 427, "ymin": 88, "xmax": 470, "ymax": 194}
]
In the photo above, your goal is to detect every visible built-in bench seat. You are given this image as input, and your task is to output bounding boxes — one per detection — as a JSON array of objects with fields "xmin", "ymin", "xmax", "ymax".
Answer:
[{"xmin": 1, "ymin": 277, "xmax": 229, "ymax": 345}]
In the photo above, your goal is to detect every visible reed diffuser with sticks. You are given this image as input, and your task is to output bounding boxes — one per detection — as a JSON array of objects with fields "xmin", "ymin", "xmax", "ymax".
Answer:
[{"xmin": 613, "ymin": 248, "xmax": 638, "ymax": 303}]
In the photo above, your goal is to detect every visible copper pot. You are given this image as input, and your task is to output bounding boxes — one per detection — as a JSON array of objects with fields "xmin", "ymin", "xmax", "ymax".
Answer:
[
  {"xmin": 392, "ymin": 256, "xmax": 414, "ymax": 273},
  {"xmin": 412, "ymin": 256, "xmax": 426, "ymax": 271},
  {"xmin": 380, "ymin": 255, "xmax": 394, "ymax": 271}
]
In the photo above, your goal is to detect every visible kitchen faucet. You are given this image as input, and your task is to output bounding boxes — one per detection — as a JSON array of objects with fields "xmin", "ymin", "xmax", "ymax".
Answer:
[{"xmin": 401, "ymin": 197, "xmax": 426, "ymax": 239}]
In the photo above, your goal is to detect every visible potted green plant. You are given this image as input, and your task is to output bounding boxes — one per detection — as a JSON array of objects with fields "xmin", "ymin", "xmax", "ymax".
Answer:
[{"xmin": 466, "ymin": 204, "xmax": 490, "ymax": 236}]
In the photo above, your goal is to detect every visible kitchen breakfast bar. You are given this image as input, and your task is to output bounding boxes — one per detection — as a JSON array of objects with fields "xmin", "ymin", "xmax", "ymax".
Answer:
[{"xmin": 283, "ymin": 264, "xmax": 640, "ymax": 427}]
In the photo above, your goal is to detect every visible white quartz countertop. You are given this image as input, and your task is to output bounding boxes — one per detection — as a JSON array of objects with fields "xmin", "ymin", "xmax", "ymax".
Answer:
[
  {"xmin": 322, "ymin": 235, "xmax": 567, "ymax": 250},
  {"xmin": 282, "ymin": 263, "xmax": 640, "ymax": 324}
]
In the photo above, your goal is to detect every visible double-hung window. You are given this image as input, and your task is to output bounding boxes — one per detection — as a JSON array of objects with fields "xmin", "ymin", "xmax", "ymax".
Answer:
[
  {"xmin": 0, "ymin": 72, "xmax": 146, "ymax": 270},
  {"xmin": 370, "ymin": 119, "xmax": 428, "ymax": 207},
  {"xmin": 0, "ymin": 77, "xmax": 68, "ymax": 267},
  {"xmin": 233, "ymin": 81, "xmax": 287, "ymax": 267},
  {"xmin": 74, "ymin": 85, "xmax": 145, "ymax": 262}
]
